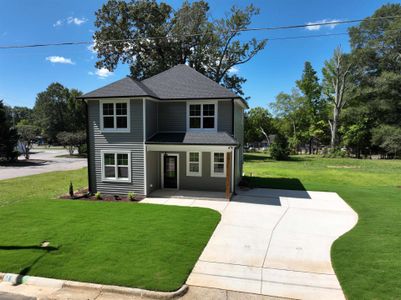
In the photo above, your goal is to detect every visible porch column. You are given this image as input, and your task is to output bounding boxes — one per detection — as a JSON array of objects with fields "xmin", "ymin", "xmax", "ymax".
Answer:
[{"xmin": 225, "ymin": 152, "xmax": 232, "ymax": 199}]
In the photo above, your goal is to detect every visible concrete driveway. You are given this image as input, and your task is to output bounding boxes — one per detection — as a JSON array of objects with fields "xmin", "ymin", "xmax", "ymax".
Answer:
[
  {"xmin": 0, "ymin": 149, "xmax": 87, "ymax": 180},
  {"xmin": 143, "ymin": 188, "xmax": 358, "ymax": 300}
]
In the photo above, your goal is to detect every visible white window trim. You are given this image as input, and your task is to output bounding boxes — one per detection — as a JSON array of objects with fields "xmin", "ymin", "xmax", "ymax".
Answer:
[
  {"xmin": 99, "ymin": 99, "xmax": 131, "ymax": 133},
  {"xmin": 211, "ymin": 151, "xmax": 226, "ymax": 178},
  {"xmin": 186, "ymin": 101, "xmax": 218, "ymax": 131},
  {"xmin": 186, "ymin": 151, "xmax": 202, "ymax": 177},
  {"xmin": 101, "ymin": 150, "xmax": 131, "ymax": 182}
]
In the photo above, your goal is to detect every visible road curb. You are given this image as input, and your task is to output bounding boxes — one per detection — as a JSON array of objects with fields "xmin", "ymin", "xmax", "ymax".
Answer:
[{"xmin": 0, "ymin": 273, "xmax": 188, "ymax": 299}]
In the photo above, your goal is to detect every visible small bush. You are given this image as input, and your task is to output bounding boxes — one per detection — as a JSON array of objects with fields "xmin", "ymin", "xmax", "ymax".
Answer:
[
  {"xmin": 69, "ymin": 181, "xmax": 74, "ymax": 199},
  {"xmin": 95, "ymin": 192, "xmax": 102, "ymax": 200},
  {"xmin": 270, "ymin": 134, "xmax": 290, "ymax": 160},
  {"xmin": 322, "ymin": 148, "xmax": 347, "ymax": 158},
  {"xmin": 128, "ymin": 192, "xmax": 136, "ymax": 201}
]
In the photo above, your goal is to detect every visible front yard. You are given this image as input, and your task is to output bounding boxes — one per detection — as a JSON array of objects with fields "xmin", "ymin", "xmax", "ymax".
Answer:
[
  {"xmin": 244, "ymin": 153, "xmax": 401, "ymax": 299},
  {"xmin": 0, "ymin": 169, "xmax": 220, "ymax": 292}
]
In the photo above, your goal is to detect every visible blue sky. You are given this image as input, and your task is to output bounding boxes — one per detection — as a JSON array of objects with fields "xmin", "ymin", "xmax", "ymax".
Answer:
[{"xmin": 0, "ymin": 0, "xmax": 396, "ymax": 109}]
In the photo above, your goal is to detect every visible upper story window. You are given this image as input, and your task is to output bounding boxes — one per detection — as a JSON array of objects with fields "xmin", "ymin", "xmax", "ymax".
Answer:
[
  {"xmin": 100, "ymin": 100, "xmax": 130, "ymax": 132},
  {"xmin": 188, "ymin": 102, "xmax": 216, "ymax": 130}
]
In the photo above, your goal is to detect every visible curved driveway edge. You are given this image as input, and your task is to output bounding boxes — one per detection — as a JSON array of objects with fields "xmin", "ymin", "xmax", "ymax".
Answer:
[{"xmin": 143, "ymin": 188, "xmax": 358, "ymax": 300}]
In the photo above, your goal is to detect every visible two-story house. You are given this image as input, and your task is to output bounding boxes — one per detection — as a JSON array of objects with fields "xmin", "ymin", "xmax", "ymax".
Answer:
[{"xmin": 79, "ymin": 64, "xmax": 247, "ymax": 198}]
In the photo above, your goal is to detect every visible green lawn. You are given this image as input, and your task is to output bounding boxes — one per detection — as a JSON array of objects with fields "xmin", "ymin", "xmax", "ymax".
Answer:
[
  {"xmin": 244, "ymin": 153, "xmax": 401, "ymax": 299},
  {"xmin": 0, "ymin": 168, "xmax": 220, "ymax": 291}
]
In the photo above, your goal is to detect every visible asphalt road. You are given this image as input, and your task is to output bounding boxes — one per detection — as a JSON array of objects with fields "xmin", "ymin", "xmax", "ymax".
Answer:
[{"xmin": 0, "ymin": 149, "xmax": 87, "ymax": 180}]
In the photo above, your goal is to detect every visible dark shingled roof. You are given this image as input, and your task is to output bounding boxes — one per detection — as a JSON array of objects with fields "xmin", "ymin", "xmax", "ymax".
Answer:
[
  {"xmin": 141, "ymin": 64, "xmax": 239, "ymax": 99},
  {"xmin": 146, "ymin": 132, "xmax": 238, "ymax": 145},
  {"xmin": 79, "ymin": 64, "xmax": 247, "ymax": 107},
  {"xmin": 81, "ymin": 77, "xmax": 157, "ymax": 99}
]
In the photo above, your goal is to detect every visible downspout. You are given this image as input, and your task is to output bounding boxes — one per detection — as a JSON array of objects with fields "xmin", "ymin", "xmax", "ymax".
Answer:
[
  {"xmin": 84, "ymin": 99, "xmax": 93, "ymax": 194},
  {"xmin": 231, "ymin": 98, "xmax": 235, "ymax": 135}
]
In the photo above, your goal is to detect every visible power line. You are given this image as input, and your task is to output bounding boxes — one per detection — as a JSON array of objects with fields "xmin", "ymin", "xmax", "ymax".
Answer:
[{"xmin": 0, "ymin": 15, "xmax": 400, "ymax": 50}]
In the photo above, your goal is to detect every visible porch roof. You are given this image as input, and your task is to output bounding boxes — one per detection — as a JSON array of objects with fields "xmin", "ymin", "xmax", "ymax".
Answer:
[{"xmin": 146, "ymin": 132, "xmax": 238, "ymax": 146}]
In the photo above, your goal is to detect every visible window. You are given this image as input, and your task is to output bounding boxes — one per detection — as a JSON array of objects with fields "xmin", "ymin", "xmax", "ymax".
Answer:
[
  {"xmin": 100, "ymin": 100, "xmax": 130, "ymax": 132},
  {"xmin": 211, "ymin": 152, "xmax": 226, "ymax": 177},
  {"xmin": 101, "ymin": 151, "xmax": 131, "ymax": 182},
  {"xmin": 187, "ymin": 152, "xmax": 201, "ymax": 176},
  {"xmin": 188, "ymin": 103, "xmax": 216, "ymax": 130}
]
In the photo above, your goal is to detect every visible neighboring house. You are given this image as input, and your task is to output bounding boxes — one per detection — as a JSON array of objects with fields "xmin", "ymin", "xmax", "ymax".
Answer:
[{"xmin": 78, "ymin": 64, "xmax": 247, "ymax": 198}]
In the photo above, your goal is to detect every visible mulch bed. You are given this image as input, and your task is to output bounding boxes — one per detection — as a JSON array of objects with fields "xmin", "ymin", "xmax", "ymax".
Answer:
[{"xmin": 59, "ymin": 187, "xmax": 144, "ymax": 202}]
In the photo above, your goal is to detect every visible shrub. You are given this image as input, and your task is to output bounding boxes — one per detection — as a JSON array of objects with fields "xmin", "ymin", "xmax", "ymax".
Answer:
[
  {"xmin": 69, "ymin": 181, "xmax": 74, "ymax": 199},
  {"xmin": 322, "ymin": 148, "xmax": 347, "ymax": 158},
  {"xmin": 128, "ymin": 192, "xmax": 136, "ymax": 201},
  {"xmin": 269, "ymin": 134, "xmax": 290, "ymax": 160},
  {"xmin": 95, "ymin": 192, "xmax": 102, "ymax": 200}
]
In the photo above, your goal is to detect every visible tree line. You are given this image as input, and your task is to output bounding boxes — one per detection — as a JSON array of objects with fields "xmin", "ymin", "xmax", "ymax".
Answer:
[
  {"xmin": 246, "ymin": 4, "xmax": 401, "ymax": 159},
  {"xmin": 0, "ymin": 83, "xmax": 86, "ymax": 161}
]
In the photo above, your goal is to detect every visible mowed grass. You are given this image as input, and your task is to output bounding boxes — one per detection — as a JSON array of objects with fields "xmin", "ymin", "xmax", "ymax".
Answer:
[
  {"xmin": 244, "ymin": 153, "xmax": 401, "ymax": 299},
  {"xmin": 0, "ymin": 168, "xmax": 220, "ymax": 291}
]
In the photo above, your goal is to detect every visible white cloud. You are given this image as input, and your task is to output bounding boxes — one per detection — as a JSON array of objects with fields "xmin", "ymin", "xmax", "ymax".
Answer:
[
  {"xmin": 53, "ymin": 17, "xmax": 87, "ymax": 27},
  {"xmin": 46, "ymin": 56, "xmax": 75, "ymax": 65},
  {"xmin": 306, "ymin": 19, "xmax": 341, "ymax": 31},
  {"xmin": 53, "ymin": 20, "xmax": 63, "ymax": 27},
  {"xmin": 89, "ymin": 67, "xmax": 113, "ymax": 79},
  {"xmin": 228, "ymin": 66, "xmax": 239, "ymax": 74},
  {"xmin": 67, "ymin": 17, "xmax": 87, "ymax": 26}
]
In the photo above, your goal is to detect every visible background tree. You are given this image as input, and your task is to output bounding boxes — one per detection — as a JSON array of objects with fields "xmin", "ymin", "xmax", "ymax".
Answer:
[
  {"xmin": 322, "ymin": 47, "xmax": 353, "ymax": 149},
  {"xmin": 269, "ymin": 133, "xmax": 290, "ymax": 160},
  {"xmin": 296, "ymin": 61, "xmax": 325, "ymax": 153},
  {"xmin": 17, "ymin": 125, "xmax": 39, "ymax": 159},
  {"xmin": 0, "ymin": 100, "xmax": 18, "ymax": 161},
  {"xmin": 33, "ymin": 83, "xmax": 84, "ymax": 143},
  {"xmin": 93, "ymin": 0, "xmax": 266, "ymax": 96},
  {"xmin": 372, "ymin": 125, "xmax": 401, "ymax": 158},
  {"xmin": 244, "ymin": 107, "xmax": 274, "ymax": 144},
  {"xmin": 57, "ymin": 131, "xmax": 87, "ymax": 156}
]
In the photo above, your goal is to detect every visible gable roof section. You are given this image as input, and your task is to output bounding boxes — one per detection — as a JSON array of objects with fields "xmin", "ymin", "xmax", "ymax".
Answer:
[
  {"xmin": 79, "ymin": 64, "xmax": 247, "ymax": 107},
  {"xmin": 80, "ymin": 77, "xmax": 157, "ymax": 99},
  {"xmin": 141, "ymin": 64, "xmax": 239, "ymax": 100}
]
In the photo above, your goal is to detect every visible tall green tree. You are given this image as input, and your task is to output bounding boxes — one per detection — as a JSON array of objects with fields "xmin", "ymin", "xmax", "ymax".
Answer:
[
  {"xmin": 93, "ymin": 0, "xmax": 266, "ymax": 96},
  {"xmin": 33, "ymin": 83, "xmax": 84, "ymax": 143},
  {"xmin": 346, "ymin": 4, "xmax": 401, "ymax": 153},
  {"xmin": 0, "ymin": 100, "xmax": 18, "ymax": 161},
  {"xmin": 296, "ymin": 61, "xmax": 325, "ymax": 153}
]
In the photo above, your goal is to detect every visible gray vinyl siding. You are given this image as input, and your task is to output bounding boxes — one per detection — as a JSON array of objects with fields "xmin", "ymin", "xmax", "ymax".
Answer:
[
  {"xmin": 180, "ymin": 152, "xmax": 225, "ymax": 191},
  {"xmin": 218, "ymin": 100, "xmax": 233, "ymax": 134},
  {"xmin": 234, "ymin": 102, "xmax": 244, "ymax": 185},
  {"xmin": 158, "ymin": 102, "xmax": 186, "ymax": 132},
  {"xmin": 88, "ymin": 99, "xmax": 145, "ymax": 195},
  {"xmin": 146, "ymin": 100, "xmax": 158, "ymax": 138},
  {"xmin": 146, "ymin": 150, "xmax": 160, "ymax": 194}
]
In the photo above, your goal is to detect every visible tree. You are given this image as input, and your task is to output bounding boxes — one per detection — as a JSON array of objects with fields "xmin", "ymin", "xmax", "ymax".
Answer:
[
  {"xmin": 57, "ymin": 131, "xmax": 87, "ymax": 155},
  {"xmin": 0, "ymin": 100, "xmax": 18, "ymax": 161},
  {"xmin": 33, "ymin": 83, "xmax": 84, "ymax": 143},
  {"xmin": 244, "ymin": 107, "xmax": 274, "ymax": 144},
  {"xmin": 17, "ymin": 125, "xmax": 39, "ymax": 159},
  {"xmin": 295, "ymin": 61, "xmax": 324, "ymax": 153},
  {"xmin": 372, "ymin": 125, "xmax": 401, "ymax": 158},
  {"xmin": 322, "ymin": 47, "xmax": 353, "ymax": 149},
  {"xmin": 269, "ymin": 134, "xmax": 290, "ymax": 161},
  {"xmin": 93, "ymin": 0, "xmax": 266, "ymax": 96}
]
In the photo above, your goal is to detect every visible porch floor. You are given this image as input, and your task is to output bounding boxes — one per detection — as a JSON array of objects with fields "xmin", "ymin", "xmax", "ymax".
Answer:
[{"xmin": 148, "ymin": 189, "xmax": 228, "ymax": 202}]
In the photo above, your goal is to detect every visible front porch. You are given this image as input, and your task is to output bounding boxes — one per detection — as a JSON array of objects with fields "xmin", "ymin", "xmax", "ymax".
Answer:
[{"xmin": 145, "ymin": 141, "xmax": 238, "ymax": 199}]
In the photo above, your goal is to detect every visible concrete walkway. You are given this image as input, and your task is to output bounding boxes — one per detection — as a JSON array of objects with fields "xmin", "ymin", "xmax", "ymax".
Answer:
[
  {"xmin": 0, "ymin": 149, "xmax": 87, "ymax": 181},
  {"xmin": 142, "ymin": 188, "xmax": 358, "ymax": 300}
]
